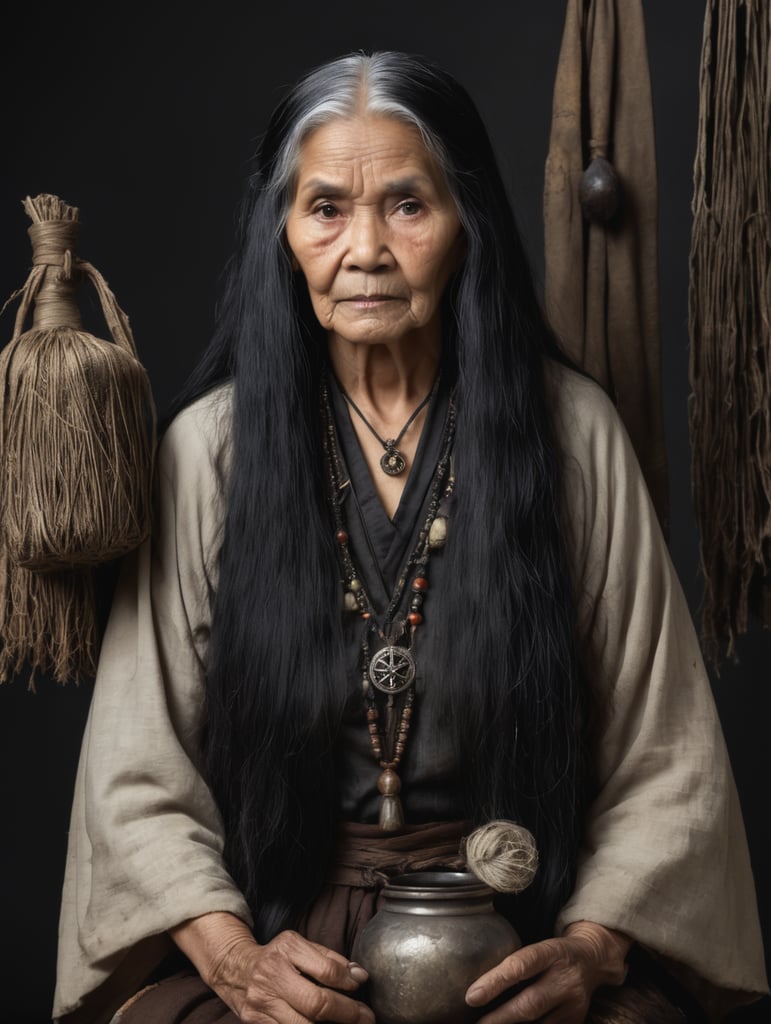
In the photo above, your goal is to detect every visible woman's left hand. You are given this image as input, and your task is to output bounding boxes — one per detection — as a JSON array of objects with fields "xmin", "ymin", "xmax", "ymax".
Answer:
[{"xmin": 465, "ymin": 920, "xmax": 632, "ymax": 1024}]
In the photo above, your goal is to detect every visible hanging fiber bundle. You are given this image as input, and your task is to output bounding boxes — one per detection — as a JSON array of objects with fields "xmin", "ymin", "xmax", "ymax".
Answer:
[
  {"xmin": 0, "ymin": 193, "xmax": 156, "ymax": 685},
  {"xmin": 543, "ymin": 0, "xmax": 670, "ymax": 538},
  {"xmin": 0, "ymin": 548, "xmax": 97, "ymax": 685},
  {"xmin": 688, "ymin": 1, "xmax": 771, "ymax": 665}
]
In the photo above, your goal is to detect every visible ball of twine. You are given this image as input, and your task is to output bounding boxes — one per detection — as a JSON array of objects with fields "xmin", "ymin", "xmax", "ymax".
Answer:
[{"xmin": 462, "ymin": 820, "xmax": 539, "ymax": 894}]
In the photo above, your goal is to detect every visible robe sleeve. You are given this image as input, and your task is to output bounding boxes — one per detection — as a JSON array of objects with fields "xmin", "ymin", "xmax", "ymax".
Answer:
[
  {"xmin": 550, "ymin": 365, "xmax": 769, "ymax": 1016},
  {"xmin": 53, "ymin": 384, "xmax": 251, "ymax": 1022}
]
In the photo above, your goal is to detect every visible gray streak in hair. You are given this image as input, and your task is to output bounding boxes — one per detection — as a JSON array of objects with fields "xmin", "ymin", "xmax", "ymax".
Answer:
[{"xmin": 268, "ymin": 52, "xmax": 459, "ymax": 232}]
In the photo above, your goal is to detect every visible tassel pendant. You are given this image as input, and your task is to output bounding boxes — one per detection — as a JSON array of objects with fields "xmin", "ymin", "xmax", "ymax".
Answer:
[{"xmin": 378, "ymin": 768, "xmax": 405, "ymax": 831}]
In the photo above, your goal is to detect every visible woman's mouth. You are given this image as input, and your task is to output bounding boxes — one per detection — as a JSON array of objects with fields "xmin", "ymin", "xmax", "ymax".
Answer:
[{"xmin": 343, "ymin": 295, "xmax": 399, "ymax": 308}]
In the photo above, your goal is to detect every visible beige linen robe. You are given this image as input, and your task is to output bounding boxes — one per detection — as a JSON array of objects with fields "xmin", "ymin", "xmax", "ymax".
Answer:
[{"xmin": 53, "ymin": 366, "xmax": 768, "ymax": 1022}]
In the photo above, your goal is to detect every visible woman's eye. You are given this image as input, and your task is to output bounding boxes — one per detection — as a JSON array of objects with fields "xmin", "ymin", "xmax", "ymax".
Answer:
[
  {"xmin": 399, "ymin": 200, "xmax": 422, "ymax": 216},
  {"xmin": 316, "ymin": 203, "xmax": 338, "ymax": 219}
]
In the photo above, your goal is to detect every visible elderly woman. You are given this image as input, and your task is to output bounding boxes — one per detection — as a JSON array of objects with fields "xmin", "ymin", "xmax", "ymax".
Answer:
[{"xmin": 54, "ymin": 51, "xmax": 766, "ymax": 1024}]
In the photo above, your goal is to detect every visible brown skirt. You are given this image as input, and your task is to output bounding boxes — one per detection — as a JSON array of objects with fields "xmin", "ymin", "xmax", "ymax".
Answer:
[{"xmin": 115, "ymin": 821, "xmax": 704, "ymax": 1024}]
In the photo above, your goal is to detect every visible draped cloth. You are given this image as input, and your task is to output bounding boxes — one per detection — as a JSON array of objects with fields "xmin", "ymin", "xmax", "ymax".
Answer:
[
  {"xmin": 544, "ymin": 0, "xmax": 669, "ymax": 538},
  {"xmin": 688, "ymin": 0, "xmax": 771, "ymax": 665}
]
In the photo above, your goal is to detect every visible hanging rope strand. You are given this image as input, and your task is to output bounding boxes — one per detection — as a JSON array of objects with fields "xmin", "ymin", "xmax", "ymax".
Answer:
[{"xmin": 688, "ymin": 0, "xmax": 771, "ymax": 664}]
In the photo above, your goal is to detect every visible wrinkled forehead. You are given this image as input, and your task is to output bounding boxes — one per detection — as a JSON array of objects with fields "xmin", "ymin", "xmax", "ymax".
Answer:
[{"xmin": 295, "ymin": 116, "xmax": 445, "ymax": 188}]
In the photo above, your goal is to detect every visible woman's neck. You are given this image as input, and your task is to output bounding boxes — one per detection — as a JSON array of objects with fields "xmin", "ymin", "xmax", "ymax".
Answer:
[
  {"xmin": 327, "ymin": 337, "xmax": 441, "ymax": 422},
  {"xmin": 327, "ymin": 337, "xmax": 442, "ymax": 520}
]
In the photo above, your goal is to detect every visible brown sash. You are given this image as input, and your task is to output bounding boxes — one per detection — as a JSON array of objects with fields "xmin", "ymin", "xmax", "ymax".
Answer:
[{"xmin": 299, "ymin": 819, "xmax": 469, "ymax": 956}]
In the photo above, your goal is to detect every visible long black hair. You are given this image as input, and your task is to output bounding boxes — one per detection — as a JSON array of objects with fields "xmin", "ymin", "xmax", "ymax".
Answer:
[{"xmin": 167, "ymin": 51, "xmax": 591, "ymax": 942}]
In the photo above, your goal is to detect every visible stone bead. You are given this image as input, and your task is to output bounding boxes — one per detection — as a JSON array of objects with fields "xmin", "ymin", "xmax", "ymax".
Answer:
[
  {"xmin": 412, "ymin": 577, "xmax": 429, "ymax": 592},
  {"xmin": 428, "ymin": 516, "xmax": 447, "ymax": 549},
  {"xmin": 336, "ymin": 529, "xmax": 349, "ymax": 544},
  {"xmin": 579, "ymin": 156, "xmax": 621, "ymax": 223},
  {"xmin": 344, "ymin": 592, "xmax": 358, "ymax": 612},
  {"xmin": 350, "ymin": 578, "xmax": 363, "ymax": 592},
  {"xmin": 408, "ymin": 611, "xmax": 423, "ymax": 626}
]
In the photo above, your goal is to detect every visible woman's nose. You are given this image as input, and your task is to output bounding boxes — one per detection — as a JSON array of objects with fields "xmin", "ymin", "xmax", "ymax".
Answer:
[{"xmin": 343, "ymin": 211, "xmax": 394, "ymax": 271}]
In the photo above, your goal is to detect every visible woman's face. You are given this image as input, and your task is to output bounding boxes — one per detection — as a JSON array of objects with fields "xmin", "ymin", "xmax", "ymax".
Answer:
[{"xmin": 285, "ymin": 114, "xmax": 463, "ymax": 353}]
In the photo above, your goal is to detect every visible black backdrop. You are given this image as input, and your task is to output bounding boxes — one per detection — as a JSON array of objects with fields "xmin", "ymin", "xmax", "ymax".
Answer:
[{"xmin": 0, "ymin": 2, "xmax": 769, "ymax": 1021}]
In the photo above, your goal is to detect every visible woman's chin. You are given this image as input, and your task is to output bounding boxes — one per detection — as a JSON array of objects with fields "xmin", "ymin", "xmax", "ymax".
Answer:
[{"xmin": 327, "ymin": 317, "xmax": 441, "ymax": 354}]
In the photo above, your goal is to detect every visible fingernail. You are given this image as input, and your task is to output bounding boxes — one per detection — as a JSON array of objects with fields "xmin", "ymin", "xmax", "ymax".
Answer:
[
  {"xmin": 466, "ymin": 985, "xmax": 485, "ymax": 1006},
  {"xmin": 348, "ymin": 961, "xmax": 369, "ymax": 983}
]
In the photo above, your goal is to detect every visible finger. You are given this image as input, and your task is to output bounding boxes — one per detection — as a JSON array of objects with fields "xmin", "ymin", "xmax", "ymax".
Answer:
[
  {"xmin": 475, "ymin": 987, "xmax": 553, "ymax": 1024},
  {"xmin": 273, "ymin": 931, "xmax": 369, "ymax": 992},
  {"xmin": 475, "ymin": 987, "xmax": 583, "ymax": 1024},
  {"xmin": 473, "ymin": 968, "xmax": 591, "ymax": 1024},
  {"xmin": 288, "ymin": 977, "xmax": 374, "ymax": 1024},
  {"xmin": 466, "ymin": 940, "xmax": 561, "ymax": 1005},
  {"xmin": 242, "ymin": 974, "xmax": 373, "ymax": 1024}
]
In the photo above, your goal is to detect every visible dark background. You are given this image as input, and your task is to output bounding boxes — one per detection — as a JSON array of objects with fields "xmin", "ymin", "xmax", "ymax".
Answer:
[{"xmin": 0, "ymin": 2, "xmax": 769, "ymax": 1021}]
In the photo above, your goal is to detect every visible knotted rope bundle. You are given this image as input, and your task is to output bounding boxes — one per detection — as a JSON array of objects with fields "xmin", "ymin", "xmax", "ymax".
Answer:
[
  {"xmin": 0, "ymin": 194, "xmax": 156, "ymax": 684},
  {"xmin": 688, "ymin": 1, "xmax": 771, "ymax": 665}
]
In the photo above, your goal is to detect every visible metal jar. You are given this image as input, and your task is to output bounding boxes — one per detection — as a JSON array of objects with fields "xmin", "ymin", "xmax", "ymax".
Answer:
[{"xmin": 351, "ymin": 870, "xmax": 521, "ymax": 1024}]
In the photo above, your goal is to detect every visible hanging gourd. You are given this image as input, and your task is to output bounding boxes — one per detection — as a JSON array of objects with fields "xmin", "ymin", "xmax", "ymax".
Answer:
[{"xmin": 0, "ymin": 193, "xmax": 155, "ymax": 685}]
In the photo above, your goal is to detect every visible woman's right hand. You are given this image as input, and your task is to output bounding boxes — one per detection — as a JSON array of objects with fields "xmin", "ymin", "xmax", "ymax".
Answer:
[{"xmin": 171, "ymin": 911, "xmax": 374, "ymax": 1024}]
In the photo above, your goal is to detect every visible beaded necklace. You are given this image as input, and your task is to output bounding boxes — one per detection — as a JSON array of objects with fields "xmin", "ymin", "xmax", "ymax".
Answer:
[{"xmin": 321, "ymin": 375, "xmax": 456, "ymax": 830}]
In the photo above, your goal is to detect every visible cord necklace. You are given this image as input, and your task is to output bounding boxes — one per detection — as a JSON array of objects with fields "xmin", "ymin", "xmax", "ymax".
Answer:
[{"xmin": 336, "ymin": 376, "xmax": 439, "ymax": 476}]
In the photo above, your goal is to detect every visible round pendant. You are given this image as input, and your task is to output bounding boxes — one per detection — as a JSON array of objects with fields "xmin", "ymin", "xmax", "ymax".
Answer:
[
  {"xmin": 380, "ymin": 447, "xmax": 407, "ymax": 476},
  {"xmin": 368, "ymin": 645, "xmax": 415, "ymax": 694}
]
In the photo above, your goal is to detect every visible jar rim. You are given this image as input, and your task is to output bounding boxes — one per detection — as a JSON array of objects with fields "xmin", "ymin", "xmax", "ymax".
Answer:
[{"xmin": 384, "ymin": 870, "xmax": 492, "ymax": 898}]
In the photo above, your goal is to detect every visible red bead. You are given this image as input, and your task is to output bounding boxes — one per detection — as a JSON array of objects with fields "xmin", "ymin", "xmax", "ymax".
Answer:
[
  {"xmin": 362, "ymin": 611, "xmax": 371, "ymax": 620},
  {"xmin": 335, "ymin": 529, "xmax": 349, "ymax": 544},
  {"xmin": 412, "ymin": 577, "xmax": 429, "ymax": 592},
  {"xmin": 408, "ymin": 611, "xmax": 423, "ymax": 626}
]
